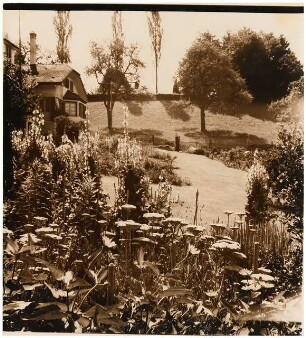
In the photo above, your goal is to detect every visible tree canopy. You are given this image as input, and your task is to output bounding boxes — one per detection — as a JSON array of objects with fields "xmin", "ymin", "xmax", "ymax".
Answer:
[
  {"xmin": 223, "ymin": 28, "xmax": 303, "ymax": 103},
  {"xmin": 53, "ymin": 11, "xmax": 73, "ymax": 64},
  {"xmin": 177, "ymin": 33, "xmax": 252, "ymax": 132}
]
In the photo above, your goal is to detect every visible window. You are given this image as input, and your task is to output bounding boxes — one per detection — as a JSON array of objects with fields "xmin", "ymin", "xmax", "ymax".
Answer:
[
  {"xmin": 5, "ymin": 45, "xmax": 12, "ymax": 61},
  {"xmin": 64, "ymin": 78, "xmax": 74, "ymax": 92},
  {"xmin": 79, "ymin": 103, "xmax": 86, "ymax": 118},
  {"xmin": 40, "ymin": 98, "xmax": 52, "ymax": 113},
  {"xmin": 65, "ymin": 102, "xmax": 77, "ymax": 116}
]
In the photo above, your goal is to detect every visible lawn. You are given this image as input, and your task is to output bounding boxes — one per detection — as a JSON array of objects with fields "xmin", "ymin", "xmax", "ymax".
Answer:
[
  {"xmin": 87, "ymin": 100, "xmax": 279, "ymax": 148},
  {"xmin": 101, "ymin": 149, "xmax": 247, "ymax": 225}
]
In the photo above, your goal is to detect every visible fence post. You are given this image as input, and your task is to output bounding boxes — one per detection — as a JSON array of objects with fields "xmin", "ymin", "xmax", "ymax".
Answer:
[
  {"xmin": 253, "ymin": 242, "xmax": 259, "ymax": 273},
  {"xmin": 175, "ymin": 135, "xmax": 180, "ymax": 152},
  {"xmin": 193, "ymin": 190, "xmax": 199, "ymax": 225},
  {"xmin": 152, "ymin": 134, "xmax": 155, "ymax": 146},
  {"xmin": 107, "ymin": 263, "xmax": 115, "ymax": 305}
]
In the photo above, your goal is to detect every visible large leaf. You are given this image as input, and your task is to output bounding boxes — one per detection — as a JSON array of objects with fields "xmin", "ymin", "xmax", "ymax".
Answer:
[
  {"xmin": 97, "ymin": 315, "xmax": 126, "ymax": 328},
  {"xmin": 45, "ymin": 282, "xmax": 66, "ymax": 299},
  {"xmin": 77, "ymin": 316, "xmax": 90, "ymax": 328},
  {"xmin": 143, "ymin": 261, "xmax": 160, "ymax": 275},
  {"xmin": 158, "ymin": 288, "xmax": 192, "ymax": 299},
  {"xmin": 23, "ymin": 283, "xmax": 43, "ymax": 291},
  {"xmin": 35, "ymin": 302, "xmax": 67, "ymax": 312},
  {"xmin": 68, "ymin": 277, "xmax": 91, "ymax": 290},
  {"xmin": 3, "ymin": 301, "xmax": 32, "ymax": 312},
  {"xmin": 27, "ymin": 311, "xmax": 67, "ymax": 321},
  {"xmin": 5, "ymin": 237, "xmax": 20, "ymax": 255},
  {"xmin": 36, "ymin": 259, "xmax": 65, "ymax": 281}
]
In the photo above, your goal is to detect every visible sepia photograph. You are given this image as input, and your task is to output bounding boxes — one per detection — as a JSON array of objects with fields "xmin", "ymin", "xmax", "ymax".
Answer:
[{"xmin": 2, "ymin": 2, "xmax": 304, "ymax": 335}]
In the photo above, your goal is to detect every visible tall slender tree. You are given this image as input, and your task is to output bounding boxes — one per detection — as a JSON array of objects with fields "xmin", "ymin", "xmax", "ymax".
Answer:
[
  {"xmin": 53, "ymin": 11, "xmax": 72, "ymax": 64},
  {"xmin": 147, "ymin": 11, "xmax": 163, "ymax": 94}
]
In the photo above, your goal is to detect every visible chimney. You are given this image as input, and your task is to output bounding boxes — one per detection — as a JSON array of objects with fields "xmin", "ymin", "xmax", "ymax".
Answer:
[{"xmin": 30, "ymin": 31, "xmax": 38, "ymax": 75}]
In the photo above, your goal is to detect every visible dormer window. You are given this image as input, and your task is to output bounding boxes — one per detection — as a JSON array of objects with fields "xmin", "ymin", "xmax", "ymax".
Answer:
[{"xmin": 63, "ymin": 78, "xmax": 74, "ymax": 92}]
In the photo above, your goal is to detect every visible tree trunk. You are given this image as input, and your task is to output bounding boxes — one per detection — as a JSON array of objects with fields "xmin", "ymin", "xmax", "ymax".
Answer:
[
  {"xmin": 200, "ymin": 107, "xmax": 206, "ymax": 132},
  {"xmin": 155, "ymin": 60, "xmax": 158, "ymax": 94},
  {"xmin": 107, "ymin": 108, "xmax": 113, "ymax": 133}
]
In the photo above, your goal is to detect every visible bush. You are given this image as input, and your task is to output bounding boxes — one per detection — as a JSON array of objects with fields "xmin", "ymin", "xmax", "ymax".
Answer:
[
  {"xmin": 54, "ymin": 115, "xmax": 85, "ymax": 144},
  {"xmin": 265, "ymin": 125, "xmax": 303, "ymax": 241},
  {"xmin": 246, "ymin": 150, "xmax": 269, "ymax": 222}
]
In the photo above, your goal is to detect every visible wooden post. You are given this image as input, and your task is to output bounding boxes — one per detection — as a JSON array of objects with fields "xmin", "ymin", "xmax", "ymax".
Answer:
[
  {"xmin": 152, "ymin": 135, "xmax": 155, "ymax": 146},
  {"xmin": 175, "ymin": 135, "xmax": 180, "ymax": 152},
  {"xmin": 253, "ymin": 242, "xmax": 259, "ymax": 273},
  {"xmin": 193, "ymin": 190, "xmax": 199, "ymax": 225},
  {"xmin": 107, "ymin": 263, "xmax": 115, "ymax": 305}
]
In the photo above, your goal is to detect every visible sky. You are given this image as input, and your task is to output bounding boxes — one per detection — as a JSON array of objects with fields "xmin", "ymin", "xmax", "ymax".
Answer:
[{"xmin": 3, "ymin": 9, "xmax": 304, "ymax": 93}]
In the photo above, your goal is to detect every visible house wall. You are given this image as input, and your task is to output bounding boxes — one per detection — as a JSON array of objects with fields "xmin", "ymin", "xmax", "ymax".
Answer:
[
  {"xmin": 3, "ymin": 40, "xmax": 19, "ymax": 64},
  {"xmin": 35, "ymin": 84, "xmax": 63, "ymax": 99}
]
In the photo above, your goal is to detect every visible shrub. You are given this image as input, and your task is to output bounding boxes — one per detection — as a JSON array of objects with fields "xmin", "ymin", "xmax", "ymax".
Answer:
[
  {"xmin": 265, "ymin": 125, "xmax": 303, "ymax": 241},
  {"xmin": 246, "ymin": 150, "xmax": 269, "ymax": 222},
  {"xmin": 54, "ymin": 115, "xmax": 85, "ymax": 144}
]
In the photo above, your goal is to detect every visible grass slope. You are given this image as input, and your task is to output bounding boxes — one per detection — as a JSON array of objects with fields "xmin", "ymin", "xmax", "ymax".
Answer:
[
  {"xmin": 101, "ymin": 149, "xmax": 247, "ymax": 225},
  {"xmin": 87, "ymin": 100, "xmax": 279, "ymax": 148}
]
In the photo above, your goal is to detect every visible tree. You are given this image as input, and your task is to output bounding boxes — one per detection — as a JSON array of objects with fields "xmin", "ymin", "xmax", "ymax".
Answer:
[
  {"xmin": 268, "ymin": 77, "xmax": 303, "ymax": 123},
  {"xmin": 223, "ymin": 28, "xmax": 303, "ymax": 103},
  {"xmin": 87, "ymin": 11, "xmax": 144, "ymax": 132},
  {"xmin": 147, "ymin": 11, "xmax": 163, "ymax": 94},
  {"xmin": 53, "ymin": 11, "xmax": 73, "ymax": 64},
  {"xmin": 3, "ymin": 61, "xmax": 38, "ymax": 198},
  {"xmin": 177, "ymin": 33, "xmax": 252, "ymax": 132}
]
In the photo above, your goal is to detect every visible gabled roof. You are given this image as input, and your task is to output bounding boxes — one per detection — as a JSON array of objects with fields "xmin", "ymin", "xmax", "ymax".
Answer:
[
  {"xmin": 63, "ymin": 90, "xmax": 87, "ymax": 104},
  {"xmin": 3, "ymin": 38, "xmax": 20, "ymax": 51},
  {"xmin": 33, "ymin": 64, "xmax": 75, "ymax": 84}
]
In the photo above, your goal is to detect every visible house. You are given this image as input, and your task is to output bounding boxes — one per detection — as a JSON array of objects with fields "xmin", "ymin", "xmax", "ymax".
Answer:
[
  {"xmin": 24, "ymin": 32, "xmax": 88, "ymax": 133},
  {"xmin": 3, "ymin": 37, "xmax": 20, "ymax": 64}
]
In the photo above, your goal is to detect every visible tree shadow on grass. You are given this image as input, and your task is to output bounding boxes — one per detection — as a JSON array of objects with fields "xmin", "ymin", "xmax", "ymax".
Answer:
[
  {"xmin": 185, "ymin": 129, "xmax": 269, "ymax": 149},
  {"xmin": 226, "ymin": 102, "xmax": 277, "ymax": 122},
  {"xmin": 100, "ymin": 127, "xmax": 168, "ymax": 144},
  {"xmin": 160, "ymin": 100, "xmax": 191, "ymax": 122},
  {"xmin": 126, "ymin": 101, "xmax": 143, "ymax": 116}
]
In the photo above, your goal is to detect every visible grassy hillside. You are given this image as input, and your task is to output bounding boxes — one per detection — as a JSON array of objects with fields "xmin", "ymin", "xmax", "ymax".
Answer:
[{"xmin": 87, "ymin": 100, "xmax": 279, "ymax": 149}]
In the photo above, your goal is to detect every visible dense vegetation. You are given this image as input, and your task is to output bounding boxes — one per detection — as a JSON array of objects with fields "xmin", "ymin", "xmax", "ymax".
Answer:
[{"xmin": 3, "ymin": 108, "xmax": 303, "ymax": 334}]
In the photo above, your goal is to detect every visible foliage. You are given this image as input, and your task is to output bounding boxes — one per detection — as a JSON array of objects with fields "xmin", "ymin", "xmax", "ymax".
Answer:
[
  {"xmin": 223, "ymin": 28, "xmax": 303, "ymax": 103},
  {"xmin": 177, "ymin": 32, "xmax": 252, "ymax": 132},
  {"xmin": 147, "ymin": 11, "xmax": 163, "ymax": 94},
  {"xmin": 53, "ymin": 11, "xmax": 73, "ymax": 64},
  {"xmin": 268, "ymin": 77, "xmax": 304, "ymax": 124},
  {"xmin": 264, "ymin": 125, "xmax": 303, "ymax": 241},
  {"xmin": 3, "ymin": 61, "xmax": 39, "ymax": 198},
  {"xmin": 54, "ymin": 115, "xmax": 86, "ymax": 144},
  {"xmin": 3, "ymin": 104, "xmax": 302, "ymax": 335},
  {"xmin": 87, "ymin": 12, "xmax": 144, "ymax": 131},
  {"xmin": 246, "ymin": 150, "xmax": 269, "ymax": 222}
]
